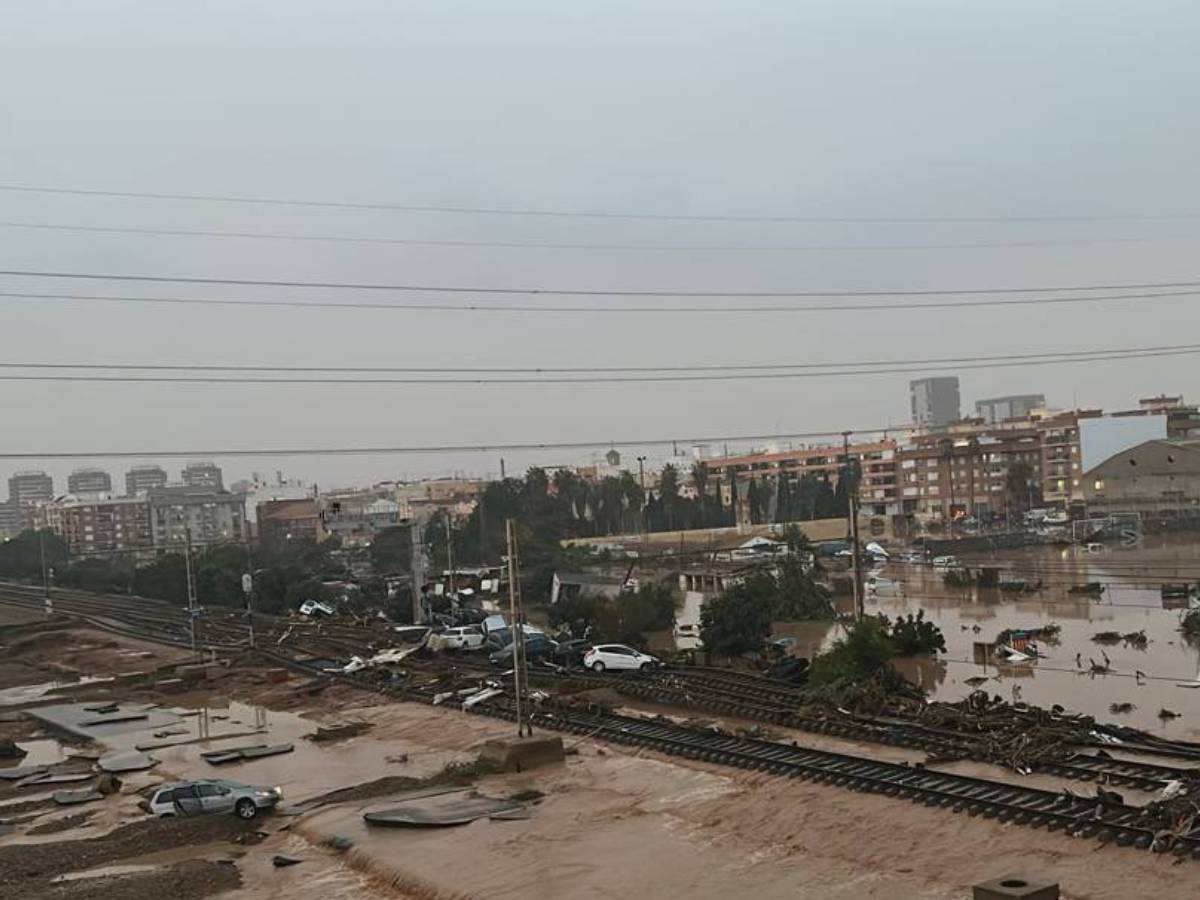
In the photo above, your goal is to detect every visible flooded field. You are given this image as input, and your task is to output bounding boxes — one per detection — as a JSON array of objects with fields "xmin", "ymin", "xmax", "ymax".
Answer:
[{"xmin": 862, "ymin": 534, "xmax": 1200, "ymax": 736}]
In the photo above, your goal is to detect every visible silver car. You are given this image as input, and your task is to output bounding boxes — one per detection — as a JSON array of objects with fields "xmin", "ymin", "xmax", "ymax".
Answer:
[{"xmin": 143, "ymin": 778, "xmax": 283, "ymax": 820}]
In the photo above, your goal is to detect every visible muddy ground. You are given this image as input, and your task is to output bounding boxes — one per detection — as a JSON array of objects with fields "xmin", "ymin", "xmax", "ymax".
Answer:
[{"xmin": 2, "ymin": 618, "xmax": 1199, "ymax": 899}]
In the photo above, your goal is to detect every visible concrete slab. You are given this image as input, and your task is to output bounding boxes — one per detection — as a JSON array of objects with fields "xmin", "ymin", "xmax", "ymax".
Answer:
[
  {"xmin": 974, "ymin": 877, "xmax": 1060, "ymax": 900},
  {"xmin": 26, "ymin": 703, "xmax": 183, "ymax": 742},
  {"xmin": 477, "ymin": 736, "xmax": 565, "ymax": 773}
]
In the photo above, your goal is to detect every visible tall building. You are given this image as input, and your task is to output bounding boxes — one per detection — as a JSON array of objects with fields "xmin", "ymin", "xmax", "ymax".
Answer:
[
  {"xmin": 8, "ymin": 470, "xmax": 53, "ymax": 508},
  {"xmin": 125, "ymin": 465, "xmax": 168, "ymax": 496},
  {"xmin": 67, "ymin": 467, "xmax": 113, "ymax": 495},
  {"xmin": 33, "ymin": 494, "xmax": 152, "ymax": 557},
  {"xmin": 975, "ymin": 394, "xmax": 1046, "ymax": 424},
  {"xmin": 148, "ymin": 485, "xmax": 246, "ymax": 548},
  {"xmin": 258, "ymin": 498, "xmax": 325, "ymax": 545},
  {"xmin": 0, "ymin": 501, "xmax": 22, "ymax": 538},
  {"xmin": 910, "ymin": 377, "xmax": 961, "ymax": 427},
  {"xmin": 181, "ymin": 461, "xmax": 224, "ymax": 491}
]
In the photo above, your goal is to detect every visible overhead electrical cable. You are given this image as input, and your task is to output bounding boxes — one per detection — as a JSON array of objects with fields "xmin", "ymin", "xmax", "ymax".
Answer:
[
  {"xmin": 1, "ymin": 341, "xmax": 1197, "ymax": 376},
  {"xmin": 5, "ymin": 268, "xmax": 1200, "ymax": 298},
  {"xmin": 3, "ymin": 287, "xmax": 1199, "ymax": 314},
  {"xmin": 2, "ymin": 182, "xmax": 1199, "ymax": 224},
  {"xmin": 0, "ymin": 219, "xmax": 1181, "ymax": 253}
]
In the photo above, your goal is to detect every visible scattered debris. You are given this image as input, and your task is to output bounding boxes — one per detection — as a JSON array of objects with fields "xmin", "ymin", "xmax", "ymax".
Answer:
[
  {"xmin": 16, "ymin": 771, "xmax": 93, "ymax": 788},
  {"xmin": 1122, "ymin": 630, "xmax": 1150, "ymax": 650},
  {"xmin": 324, "ymin": 835, "xmax": 354, "ymax": 852},
  {"xmin": 1109, "ymin": 702, "xmax": 1136, "ymax": 714},
  {"xmin": 1068, "ymin": 583, "xmax": 1105, "ymax": 595},
  {"xmin": 385, "ymin": 754, "xmax": 409, "ymax": 764},
  {"xmin": 1091, "ymin": 631, "xmax": 1122, "ymax": 645},
  {"xmin": 201, "ymin": 742, "xmax": 294, "ymax": 765},
  {"xmin": 462, "ymin": 687, "xmax": 504, "ymax": 709},
  {"xmin": 272, "ymin": 855, "xmax": 303, "ymax": 867},
  {"xmin": 1159, "ymin": 708, "xmax": 1182, "ymax": 721},
  {"xmin": 0, "ymin": 764, "xmax": 47, "ymax": 781},
  {"xmin": 307, "ymin": 722, "xmax": 373, "ymax": 743},
  {"xmin": 0, "ymin": 738, "xmax": 26, "ymax": 760},
  {"xmin": 963, "ymin": 676, "xmax": 989, "ymax": 687}
]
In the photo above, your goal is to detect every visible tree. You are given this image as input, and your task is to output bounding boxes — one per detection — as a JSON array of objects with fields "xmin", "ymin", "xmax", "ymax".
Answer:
[
  {"xmin": 659, "ymin": 463, "xmax": 680, "ymax": 531},
  {"xmin": 0, "ymin": 530, "xmax": 68, "ymax": 581},
  {"xmin": 549, "ymin": 583, "xmax": 676, "ymax": 647},
  {"xmin": 369, "ymin": 525, "xmax": 412, "ymax": 574},
  {"xmin": 699, "ymin": 582, "xmax": 774, "ymax": 657},
  {"xmin": 807, "ymin": 616, "xmax": 895, "ymax": 686},
  {"xmin": 1005, "ymin": 460, "xmax": 1041, "ymax": 513}
]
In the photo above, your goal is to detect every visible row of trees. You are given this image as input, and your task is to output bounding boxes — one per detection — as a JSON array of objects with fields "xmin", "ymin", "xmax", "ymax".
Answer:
[
  {"xmin": 0, "ymin": 528, "xmax": 358, "ymax": 617},
  {"xmin": 422, "ymin": 464, "xmax": 853, "ymax": 599}
]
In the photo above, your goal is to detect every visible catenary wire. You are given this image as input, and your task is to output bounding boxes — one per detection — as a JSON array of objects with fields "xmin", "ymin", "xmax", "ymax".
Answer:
[
  {"xmin": 2, "ymin": 342, "xmax": 1197, "ymax": 375},
  {"xmin": 2, "ymin": 287, "xmax": 1198, "ymax": 314},
  {"xmin": 0, "ymin": 426, "xmax": 894, "ymax": 460},
  {"xmin": 4, "ymin": 182, "xmax": 1200, "ymax": 224},
  {"xmin": 0, "ymin": 219, "xmax": 1187, "ymax": 254},
  {"xmin": 0, "ymin": 347, "xmax": 1196, "ymax": 385},
  {"xmin": 7, "ymin": 268, "xmax": 1200, "ymax": 298}
]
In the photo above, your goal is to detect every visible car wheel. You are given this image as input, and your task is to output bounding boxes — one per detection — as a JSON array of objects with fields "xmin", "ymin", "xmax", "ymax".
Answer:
[
  {"xmin": 235, "ymin": 798, "xmax": 258, "ymax": 820},
  {"xmin": 640, "ymin": 662, "xmax": 654, "ymax": 673},
  {"xmin": 591, "ymin": 661, "xmax": 606, "ymax": 673}
]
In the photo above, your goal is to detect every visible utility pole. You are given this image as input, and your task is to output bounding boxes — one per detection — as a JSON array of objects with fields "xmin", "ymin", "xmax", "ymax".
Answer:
[
  {"xmin": 183, "ymin": 525, "xmax": 198, "ymax": 657},
  {"xmin": 843, "ymin": 432, "xmax": 863, "ymax": 620},
  {"xmin": 499, "ymin": 458, "xmax": 506, "ymax": 480},
  {"xmin": 505, "ymin": 519, "xmax": 530, "ymax": 737},
  {"xmin": 241, "ymin": 571, "xmax": 255, "ymax": 649},
  {"xmin": 39, "ymin": 528, "xmax": 52, "ymax": 619},
  {"xmin": 444, "ymin": 514, "xmax": 455, "ymax": 600},
  {"xmin": 409, "ymin": 517, "xmax": 426, "ymax": 624},
  {"xmin": 636, "ymin": 456, "xmax": 647, "ymax": 534}
]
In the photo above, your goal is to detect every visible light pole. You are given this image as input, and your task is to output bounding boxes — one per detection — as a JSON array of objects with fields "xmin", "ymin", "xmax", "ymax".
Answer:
[
  {"xmin": 636, "ymin": 456, "xmax": 647, "ymax": 533},
  {"xmin": 39, "ymin": 528, "xmax": 52, "ymax": 618}
]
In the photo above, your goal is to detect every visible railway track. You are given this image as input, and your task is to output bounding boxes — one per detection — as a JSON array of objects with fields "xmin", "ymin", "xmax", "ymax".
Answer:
[
  {"xmin": 261, "ymin": 650, "xmax": 1200, "ymax": 859},
  {"xmin": 1, "ymin": 581, "xmax": 1198, "ymax": 793}
]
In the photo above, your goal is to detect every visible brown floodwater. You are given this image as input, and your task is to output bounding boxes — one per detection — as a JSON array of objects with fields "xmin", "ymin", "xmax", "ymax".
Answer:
[{"xmin": 855, "ymin": 534, "xmax": 1200, "ymax": 736}]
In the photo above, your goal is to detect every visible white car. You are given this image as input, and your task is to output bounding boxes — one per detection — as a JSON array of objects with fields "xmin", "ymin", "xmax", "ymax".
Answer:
[
  {"xmin": 143, "ymin": 779, "xmax": 282, "ymax": 819},
  {"xmin": 439, "ymin": 626, "xmax": 485, "ymax": 650},
  {"xmin": 583, "ymin": 644, "xmax": 661, "ymax": 673}
]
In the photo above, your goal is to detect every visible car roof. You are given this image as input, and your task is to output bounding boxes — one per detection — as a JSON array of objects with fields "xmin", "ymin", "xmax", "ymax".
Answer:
[{"xmin": 158, "ymin": 778, "xmax": 248, "ymax": 791}]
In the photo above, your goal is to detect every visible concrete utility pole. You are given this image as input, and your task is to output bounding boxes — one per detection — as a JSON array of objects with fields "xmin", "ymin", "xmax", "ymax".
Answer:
[
  {"xmin": 843, "ymin": 432, "xmax": 863, "ymax": 620},
  {"xmin": 39, "ymin": 528, "xmax": 52, "ymax": 619},
  {"xmin": 505, "ymin": 519, "xmax": 530, "ymax": 737},
  {"xmin": 183, "ymin": 525, "xmax": 198, "ymax": 656},
  {"xmin": 444, "ymin": 514, "xmax": 455, "ymax": 601},
  {"xmin": 636, "ymin": 456, "xmax": 647, "ymax": 533},
  {"xmin": 409, "ymin": 518, "xmax": 426, "ymax": 624},
  {"xmin": 241, "ymin": 571, "xmax": 255, "ymax": 649}
]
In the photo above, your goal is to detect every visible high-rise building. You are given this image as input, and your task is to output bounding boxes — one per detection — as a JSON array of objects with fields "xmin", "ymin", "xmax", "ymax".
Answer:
[
  {"xmin": 181, "ymin": 461, "xmax": 223, "ymax": 491},
  {"xmin": 910, "ymin": 377, "xmax": 961, "ymax": 427},
  {"xmin": 125, "ymin": 465, "xmax": 168, "ymax": 496},
  {"xmin": 67, "ymin": 467, "xmax": 113, "ymax": 495},
  {"xmin": 8, "ymin": 470, "xmax": 54, "ymax": 509},
  {"xmin": 975, "ymin": 394, "xmax": 1046, "ymax": 424}
]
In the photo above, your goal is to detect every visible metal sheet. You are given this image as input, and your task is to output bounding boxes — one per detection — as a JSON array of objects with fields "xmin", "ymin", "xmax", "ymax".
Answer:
[{"xmin": 201, "ymin": 742, "xmax": 293, "ymax": 765}]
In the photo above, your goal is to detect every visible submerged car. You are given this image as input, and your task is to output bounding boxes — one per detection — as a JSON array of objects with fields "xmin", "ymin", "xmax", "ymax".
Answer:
[{"xmin": 143, "ymin": 779, "xmax": 282, "ymax": 819}]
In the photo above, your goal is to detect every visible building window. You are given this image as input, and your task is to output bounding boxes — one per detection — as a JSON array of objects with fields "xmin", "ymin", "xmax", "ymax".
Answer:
[{"xmin": 1094, "ymin": 478, "xmax": 1105, "ymax": 491}]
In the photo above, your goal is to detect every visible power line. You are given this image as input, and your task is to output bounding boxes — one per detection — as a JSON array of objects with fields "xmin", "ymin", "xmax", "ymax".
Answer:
[
  {"xmin": 2, "ymin": 287, "xmax": 1198, "ymax": 314},
  {"xmin": 0, "ymin": 426, "xmax": 892, "ymax": 460},
  {"xmin": 1, "ymin": 347, "xmax": 1196, "ymax": 385},
  {"xmin": 3, "ymin": 342, "xmax": 1196, "ymax": 376},
  {"xmin": 3, "ymin": 182, "xmax": 1200, "ymax": 224},
  {"xmin": 6, "ymin": 267, "xmax": 1200, "ymax": 298},
  {"xmin": 0, "ymin": 219, "xmax": 1183, "ymax": 254}
]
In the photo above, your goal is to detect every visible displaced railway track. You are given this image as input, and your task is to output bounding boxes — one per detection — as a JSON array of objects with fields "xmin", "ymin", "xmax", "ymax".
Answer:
[
  {"xmin": 1, "ymin": 581, "xmax": 1197, "ymax": 794},
  {"xmin": 262, "ymin": 650, "xmax": 1200, "ymax": 859}
]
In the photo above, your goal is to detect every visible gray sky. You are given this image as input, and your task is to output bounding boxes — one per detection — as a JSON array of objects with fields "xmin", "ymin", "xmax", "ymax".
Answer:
[{"xmin": 2, "ymin": 1, "xmax": 1199, "ymax": 491}]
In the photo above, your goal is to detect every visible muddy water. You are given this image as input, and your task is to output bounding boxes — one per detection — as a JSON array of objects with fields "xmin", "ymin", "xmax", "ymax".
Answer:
[{"xmin": 857, "ymin": 534, "xmax": 1200, "ymax": 736}]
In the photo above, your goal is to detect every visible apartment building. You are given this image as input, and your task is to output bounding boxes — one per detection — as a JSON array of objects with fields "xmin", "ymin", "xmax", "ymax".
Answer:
[
  {"xmin": 125, "ymin": 465, "xmax": 168, "ymax": 496},
  {"xmin": 33, "ymin": 494, "xmax": 153, "ymax": 557},
  {"xmin": 67, "ymin": 467, "xmax": 113, "ymax": 495},
  {"xmin": 147, "ymin": 485, "xmax": 246, "ymax": 548}
]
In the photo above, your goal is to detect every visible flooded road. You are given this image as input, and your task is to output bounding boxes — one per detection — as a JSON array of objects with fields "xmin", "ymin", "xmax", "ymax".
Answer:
[{"xmin": 862, "ymin": 534, "xmax": 1200, "ymax": 736}]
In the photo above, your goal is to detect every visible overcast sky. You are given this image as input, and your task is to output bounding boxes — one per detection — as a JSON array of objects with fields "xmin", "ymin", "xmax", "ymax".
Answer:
[{"xmin": 2, "ymin": 1, "xmax": 1199, "ymax": 491}]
